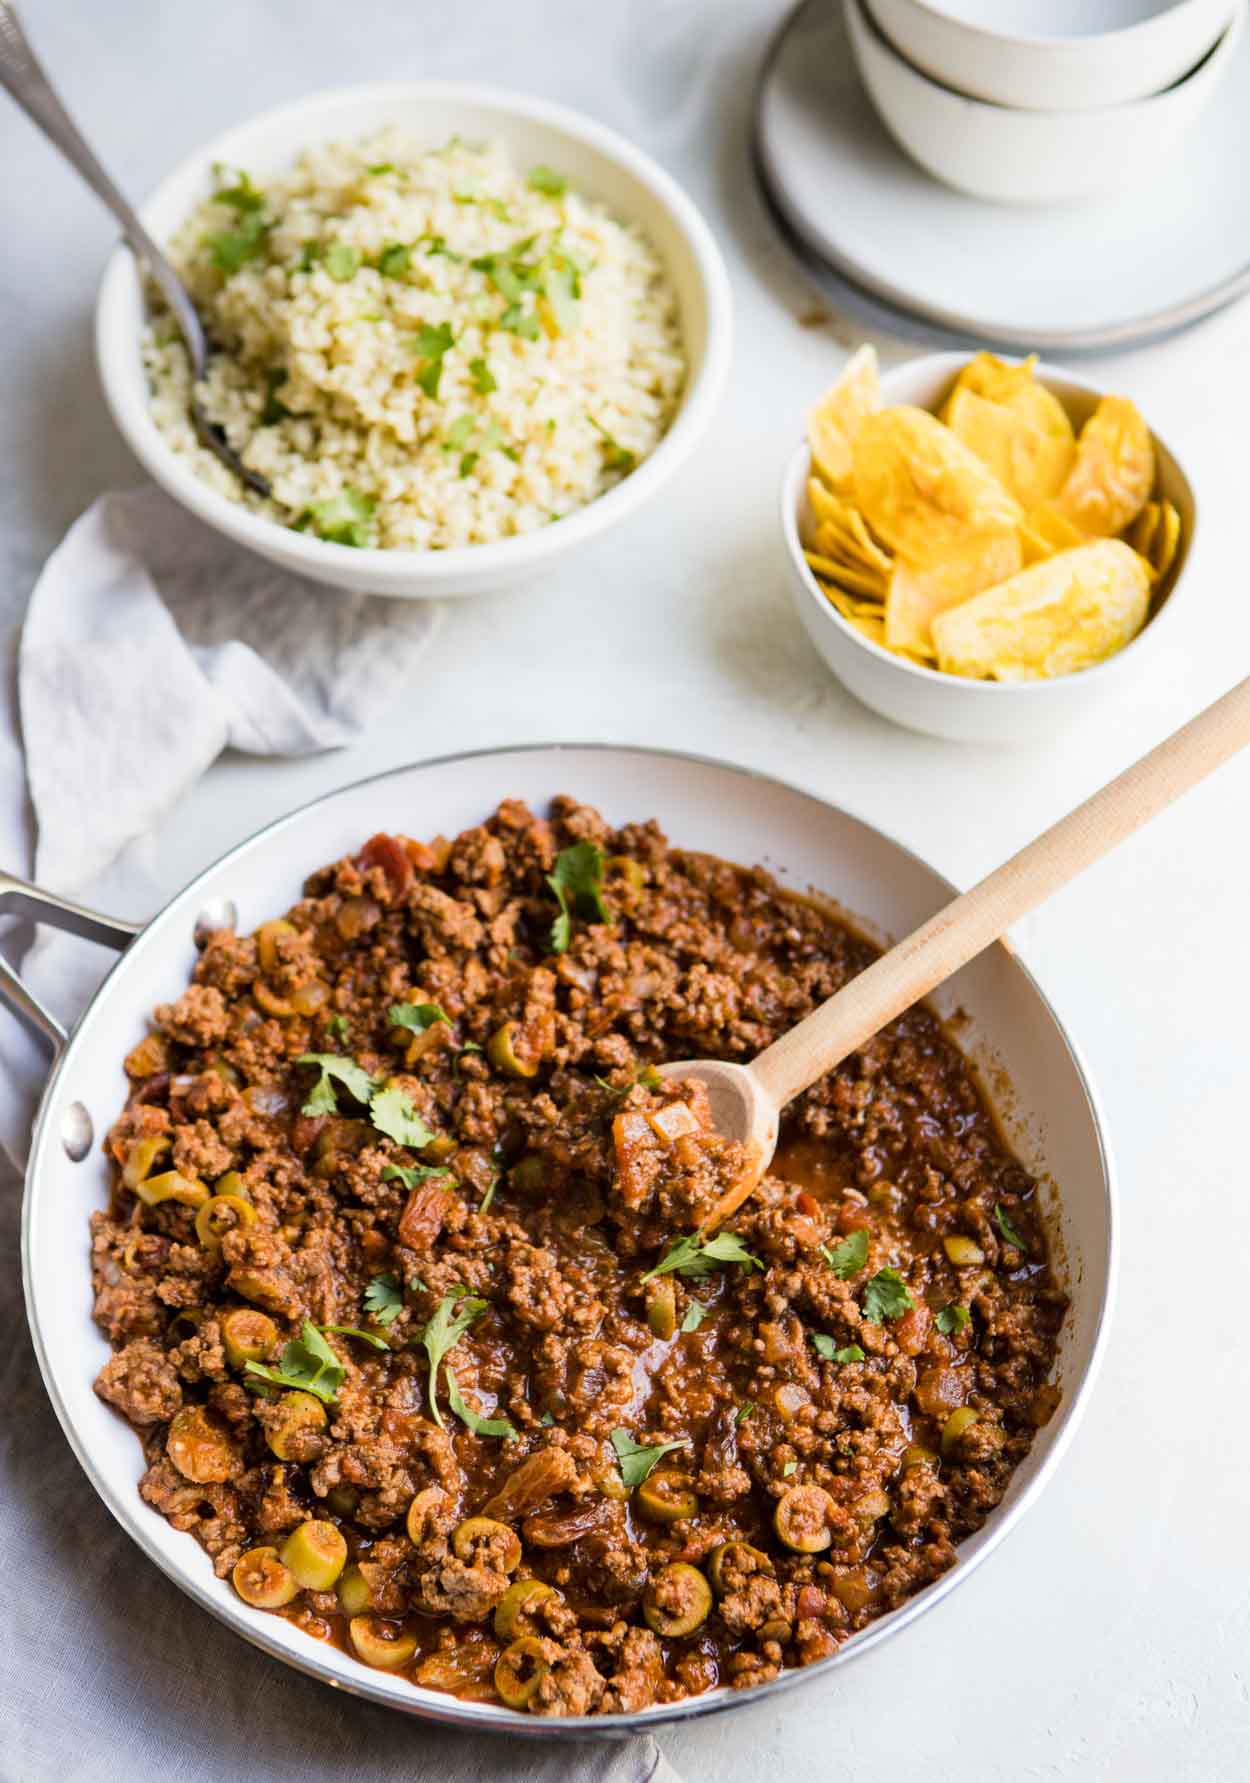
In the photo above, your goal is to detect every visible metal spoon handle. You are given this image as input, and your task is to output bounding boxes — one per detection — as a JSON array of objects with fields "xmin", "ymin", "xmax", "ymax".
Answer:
[{"xmin": 0, "ymin": 0, "xmax": 206, "ymax": 369}]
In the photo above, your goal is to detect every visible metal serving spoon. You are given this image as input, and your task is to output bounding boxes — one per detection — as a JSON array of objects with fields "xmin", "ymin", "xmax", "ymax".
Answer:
[
  {"xmin": 0, "ymin": 0, "xmax": 270, "ymax": 497},
  {"xmin": 670, "ymin": 673, "xmax": 1250, "ymax": 1231}
]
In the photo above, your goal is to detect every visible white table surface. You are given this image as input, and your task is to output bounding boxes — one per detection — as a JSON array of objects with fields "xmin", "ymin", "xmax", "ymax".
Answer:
[{"xmin": 3, "ymin": 1, "xmax": 1250, "ymax": 1777}]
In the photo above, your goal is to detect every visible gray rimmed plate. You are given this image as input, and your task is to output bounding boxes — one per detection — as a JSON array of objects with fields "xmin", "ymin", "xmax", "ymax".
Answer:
[{"xmin": 755, "ymin": 0, "xmax": 1250, "ymax": 354}]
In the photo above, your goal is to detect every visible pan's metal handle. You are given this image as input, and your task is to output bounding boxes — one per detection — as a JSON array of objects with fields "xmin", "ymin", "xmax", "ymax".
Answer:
[{"xmin": 0, "ymin": 870, "xmax": 141, "ymax": 1055}]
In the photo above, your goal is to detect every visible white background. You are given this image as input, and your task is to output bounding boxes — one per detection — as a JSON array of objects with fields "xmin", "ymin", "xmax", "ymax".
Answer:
[{"xmin": 3, "ymin": 1, "xmax": 1250, "ymax": 1777}]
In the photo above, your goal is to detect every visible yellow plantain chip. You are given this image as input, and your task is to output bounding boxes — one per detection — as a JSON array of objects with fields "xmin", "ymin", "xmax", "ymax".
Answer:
[
  {"xmin": 804, "ymin": 551, "xmax": 887, "ymax": 600},
  {"xmin": 810, "ymin": 516, "xmax": 887, "ymax": 581},
  {"xmin": 1055, "ymin": 396, "xmax": 1155, "ymax": 537},
  {"xmin": 808, "ymin": 345, "xmax": 882, "ymax": 492},
  {"xmin": 945, "ymin": 386, "xmax": 1074, "ymax": 513},
  {"xmin": 942, "ymin": 352, "xmax": 1074, "ymax": 445},
  {"xmin": 820, "ymin": 581, "xmax": 885, "ymax": 625},
  {"xmin": 885, "ymin": 531, "xmax": 1022, "ymax": 656},
  {"xmin": 807, "ymin": 478, "xmax": 893, "ymax": 575},
  {"xmin": 1020, "ymin": 500, "xmax": 1088, "ymax": 563},
  {"xmin": 848, "ymin": 612, "xmax": 887, "ymax": 650},
  {"xmin": 852, "ymin": 406, "xmax": 1021, "ymax": 568},
  {"xmin": 931, "ymin": 540, "xmax": 1151, "ymax": 682},
  {"xmin": 1150, "ymin": 499, "xmax": 1181, "ymax": 580},
  {"xmin": 1129, "ymin": 501, "xmax": 1160, "ymax": 564}
]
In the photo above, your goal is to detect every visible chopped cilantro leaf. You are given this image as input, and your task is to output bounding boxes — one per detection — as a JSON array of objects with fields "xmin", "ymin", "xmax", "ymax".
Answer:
[
  {"xmin": 589, "ymin": 415, "xmax": 636, "ymax": 474},
  {"xmin": 539, "ymin": 1410, "xmax": 556, "ymax": 1427},
  {"xmin": 680, "ymin": 1301, "xmax": 708, "ymax": 1333},
  {"xmin": 306, "ymin": 487, "xmax": 376, "ymax": 548},
  {"xmin": 296, "ymin": 1052, "xmax": 376, "ymax": 1116},
  {"xmin": 412, "ymin": 321, "xmax": 455, "ymax": 398},
  {"xmin": 459, "ymin": 451, "xmax": 479, "ymax": 479},
  {"xmin": 213, "ymin": 171, "xmax": 265, "ymax": 213},
  {"xmin": 812, "ymin": 1332, "xmax": 866, "ymax": 1363},
  {"xmin": 445, "ymin": 1368, "xmax": 517, "ymax": 1438},
  {"xmin": 444, "ymin": 415, "xmax": 476, "ymax": 452},
  {"xmin": 546, "ymin": 841, "xmax": 609, "ymax": 953},
  {"xmin": 477, "ymin": 1173, "xmax": 500, "ymax": 1214},
  {"xmin": 936, "ymin": 1303, "xmax": 970, "ymax": 1336},
  {"xmin": 382, "ymin": 1162, "xmax": 454, "ymax": 1190},
  {"xmin": 388, "ymin": 1002, "xmax": 451, "ymax": 1034},
  {"xmin": 469, "ymin": 356, "xmax": 497, "ymax": 394},
  {"xmin": 527, "ymin": 164, "xmax": 569, "ymax": 197},
  {"xmin": 862, "ymin": 1268, "xmax": 914, "ymax": 1324},
  {"xmin": 322, "ymin": 1323, "xmax": 389, "ymax": 1351},
  {"xmin": 327, "ymin": 1014, "xmax": 349, "ymax": 1041},
  {"xmin": 735, "ymin": 1402, "xmax": 755, "ymax": 1425},
  {"xmin": 419, "ymin": 232, "xmax": 462, "ymax": 261},
  {"xmin": 324, "ymin": 241, "xmax": 361, "ymax": 281},
  {"xmin": 363, "ymin": 1272, "xmax": 404, "ymax": 1326},
  {"xmin": 995, "ymin": 1203, "xmax": 1028, "ymax": 1252},
  {"xmin": 541, "ymin": 254, "xmax": 580, "ymax": 334},
  {"xmin": 820, "ymin": 1230, "xmax": 869, "ymax": 1279},
  {"xmin": 367, "ymin": 161, "xmax": 395, "ymax": 176},
  {"xmin": 641, "ymin": 1230, "xmax": 762, "ymax": 1284},
  {"xmin": 370, "ymin": 1086, "xmax": 438, "ymax": 1150},
  {"xmin": 610, "ymin": 1428, "xmax": 689, "ymax": 1489},
  {"xmin": 375, "ymin": 241, "xmax": 411, "ymax": 277},
  {"xmin": 499, "ymin": 302, "xmax": 540, "ymax": 340},
  {"xmin": 207, "ymin": 209, "xmax": 269, "ymax": 273},
  {"xmin": 782, "ymin": 1460, "xmax": 797, "ymax": 1477},
  {"xmin": 245, "ymin": 1321, "xmax": 344, "ymax": 1403},
  {"xmin": 419, "ymin": 1293, "xmax": 486, "ymax": 1427}
]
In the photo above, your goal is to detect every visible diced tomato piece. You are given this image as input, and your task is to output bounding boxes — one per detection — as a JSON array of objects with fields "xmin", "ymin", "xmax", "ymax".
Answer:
[{"xmin": 357, "ymin": 833, "xmax": 414, "ymax": 899}]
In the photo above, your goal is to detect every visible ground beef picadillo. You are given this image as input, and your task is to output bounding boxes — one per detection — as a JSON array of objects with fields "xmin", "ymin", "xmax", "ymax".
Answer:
[{"xmin": 91, "ymin": 796, "xmax": 1066, "ymax": 1716}]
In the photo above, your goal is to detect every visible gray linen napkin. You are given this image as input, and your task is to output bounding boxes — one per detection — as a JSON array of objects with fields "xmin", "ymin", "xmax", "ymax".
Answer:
[
  {"xmin": 0, "ymin": 488, "xmax": 674, "ymax": 1781},
  {"xmin": 0, "ymin": 482, "xmax": 442, "ymax": 1165}
]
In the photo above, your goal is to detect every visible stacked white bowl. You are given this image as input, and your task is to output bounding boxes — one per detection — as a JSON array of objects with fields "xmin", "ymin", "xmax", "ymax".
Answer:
[{"xmin": 844, "ymin": 0, "xmax": 1245, "ymax": 203}]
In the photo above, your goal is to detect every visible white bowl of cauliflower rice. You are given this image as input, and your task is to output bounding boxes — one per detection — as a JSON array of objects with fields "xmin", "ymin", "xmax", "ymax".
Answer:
[{"xmin": 95, "ymin": 83, "xmax": 731, "ymax": 598}]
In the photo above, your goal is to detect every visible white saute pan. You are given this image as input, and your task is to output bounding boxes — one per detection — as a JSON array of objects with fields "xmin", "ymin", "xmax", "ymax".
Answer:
[{"xmin": 4, "ymin": 744, "xmax": 1116, "ymax": 1737}]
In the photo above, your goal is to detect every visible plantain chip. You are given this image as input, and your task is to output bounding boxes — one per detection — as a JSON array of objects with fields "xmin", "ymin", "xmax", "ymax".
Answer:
[
  {"xmin": 1055, "ymin": 395, "xmax": 1155, "ymax": 537},
  {"xmin": 885, "ymin": 531, "xmax": 1022, "ymax": 656},
  {"xmin": 808, "ymin": 345, "xmax": 882, "ymax": 492},
  {"xmin": 851, "ymin": 406, "xmax": 1021, "ymax": 569},
  {"xmin": 1020, "ymin": 500, "xmax": 1088, "ymax": 564},
  {"xmin": 942, "ymin": 353, "xmax": 1074, "ymax": 446},
  {"xmin": 1129, "ymin": 501, "xmax": 1160, "ymax": 564},
  {"xmin": 945, "ymin": 386, "xmax": 1074, "ymax": 513},
  {"xmin": 931, "ymin": 540, "xmax": 1151, "ymax": 682},
  {"xmin": 805, "ymin": 551, "xmax": 887, "ymax": 600},
  {"xmin": 847, "ymin": 611, "xmax": 887, "ymax": 650},
  {"xmin": 1150, "ymin": 499, "xmax": 1181, "ymax": 580}
]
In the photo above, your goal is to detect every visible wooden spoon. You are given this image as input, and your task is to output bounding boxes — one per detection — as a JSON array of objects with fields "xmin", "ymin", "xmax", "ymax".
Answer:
[{"xmin": 664, "ymin": 675, "xmax": 1250, "ymax": 1231}]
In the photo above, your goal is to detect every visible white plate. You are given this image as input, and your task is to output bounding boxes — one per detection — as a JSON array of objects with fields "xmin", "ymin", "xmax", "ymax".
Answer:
[{"xmin": 757, "ymin": 0, "xmax": 1250, "ymax": 351}]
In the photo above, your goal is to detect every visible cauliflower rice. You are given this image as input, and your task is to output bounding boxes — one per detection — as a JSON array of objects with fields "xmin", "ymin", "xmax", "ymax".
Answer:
[{"xmin": 143, "ymin": 130, "xmax": 687, "ymax": 550}]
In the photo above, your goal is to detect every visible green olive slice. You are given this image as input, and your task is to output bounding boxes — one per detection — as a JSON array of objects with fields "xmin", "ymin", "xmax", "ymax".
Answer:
[
  {"xmin": 406, "ymin": 1485, "xmax": 450, "ymax": 1548},
  {"xmin": 707, "ymin": 1540, "xmax": 769, "ymax": 1598},
  {"xmin": 336, "ymin": 1563, "xmax": 373, "ymax": 1616},
  {"xmin": 232, "ymin": 1545, "xmax": 298, "ymax": 1609},
  {"xmin": 195, "ymin": 1193, "xmax": 256, "ymax": 1250},
  {"xmin": 494, "ymin": 1578, "xmax": 558, "ymax": 1641},
  {"xmin": 646, "ymin": 1277, "xmax": 677, "ymax": 1340},
  {"xmin": 495, "ymin": 1636, "xmax": 550, "ymax": 1709},
  {"xmin": 452, "ymin": 1516, "xmax": 522, "ymax": 1573},
  {"xmin": 940, "ymin": 1406, "xmax": 979, "ymax": 1459},
  {"xmin": 221, "ymin": 1306, "xmax": 278, "ymax": 1369},
  {"xmin": 135, "ymin": 1169, "xmax": 209, "ymax": 1210},
  {"xmin": 642, "ymin": 1562, "xmax": 713, "ymax": 1637},
  {"xmin": 486, "ymin": 1021, "xmax": 538, "ymax": 1078},
  {"xmin": 166, "ymin": 1405, "xmax": 238, "ymax": 1484},
  {"xmin": 265, "ymin": 1390, "xmax": 326, "ymax": 1461},
  {"xmin": 774, "ymin": 1484, "xmax": 835, "ymax": 1553},
  {"xmin": 635, "ymin": 1471, "xmax": 699, "ymax": 1524},
  {"xmin": 280, "ymin": 1518, "xmax": 348, "ymax": 1591},
  {"xmin": 349, "ymin": 1616, "xmax": 418, "ymax": 1670}
]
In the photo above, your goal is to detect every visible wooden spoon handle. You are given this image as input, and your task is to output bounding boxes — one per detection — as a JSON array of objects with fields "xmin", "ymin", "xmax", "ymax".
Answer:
[{"xmin": 750, "ymin": 673, "xmax": 1250, "ymax": 1113}]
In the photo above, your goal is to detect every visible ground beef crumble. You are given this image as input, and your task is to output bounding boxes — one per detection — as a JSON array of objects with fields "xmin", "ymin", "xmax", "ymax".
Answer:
[{"xmin": 91, "ymin": 798, "xmax": 1065, "ymax": 1715}]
